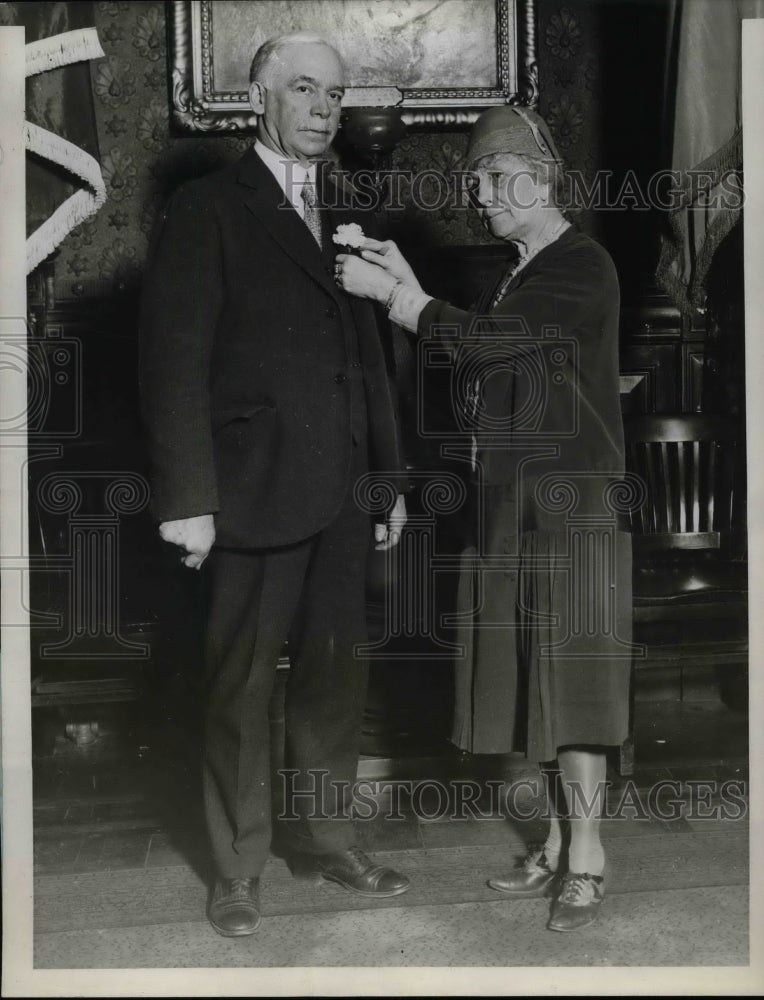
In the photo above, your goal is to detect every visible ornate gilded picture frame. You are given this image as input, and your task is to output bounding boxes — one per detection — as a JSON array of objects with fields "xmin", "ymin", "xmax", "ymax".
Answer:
[{"xmin": 169, "ymin": 0, "xmax": 538, "ymax": 133}]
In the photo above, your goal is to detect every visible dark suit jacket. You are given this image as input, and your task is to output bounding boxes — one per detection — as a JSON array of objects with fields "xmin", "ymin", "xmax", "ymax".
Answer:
[{"xmin": 139, "ymin": 148, "xmax": 404, "ymax": 549}]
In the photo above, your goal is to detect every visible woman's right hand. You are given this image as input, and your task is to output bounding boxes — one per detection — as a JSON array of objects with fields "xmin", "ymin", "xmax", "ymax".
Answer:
[{"xmin": 359, "ymin": 238, "xmax": 423, "ymax": 292}]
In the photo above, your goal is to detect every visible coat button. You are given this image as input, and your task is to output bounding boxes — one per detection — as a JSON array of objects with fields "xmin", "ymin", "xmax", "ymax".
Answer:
[
  {"xmin": 325, "ymin": 307, "xmax": 336, "ymax": 319},
  {"xmin": 334, "ymin": 372, "xmax": 347, "ymax": 384}
]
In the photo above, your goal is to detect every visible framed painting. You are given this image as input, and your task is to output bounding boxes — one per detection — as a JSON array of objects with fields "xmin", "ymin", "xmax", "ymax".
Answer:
[{"xmin": 169, "ymin": 0, "xmax": 538, "ymax": 132}]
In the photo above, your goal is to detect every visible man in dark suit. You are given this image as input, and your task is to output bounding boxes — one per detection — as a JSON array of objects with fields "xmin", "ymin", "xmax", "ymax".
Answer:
[{"xmin": 139, "ymin": 32, "xmax": 409, "ymax": 937}]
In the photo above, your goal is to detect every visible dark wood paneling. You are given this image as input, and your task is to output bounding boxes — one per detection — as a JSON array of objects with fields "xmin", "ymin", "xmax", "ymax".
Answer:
[
  {"xmin": 619, "ymin": 344, "xmax": 678, "ymax": 415},
  {"xmin": 683, "ymin": 343, "xmax": 706, "ymax": 414}
]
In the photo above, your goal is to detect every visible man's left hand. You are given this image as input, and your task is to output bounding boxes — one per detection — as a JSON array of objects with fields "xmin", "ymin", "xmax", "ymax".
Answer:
[{"xmin": 374, "ymin": 493, "xmax": 407, "ymax": 550}]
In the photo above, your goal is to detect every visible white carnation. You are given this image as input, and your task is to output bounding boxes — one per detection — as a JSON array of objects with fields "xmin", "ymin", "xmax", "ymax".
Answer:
[{"xmin": 332, "ymin": 223, "xmax": 365, "ymax": 249}]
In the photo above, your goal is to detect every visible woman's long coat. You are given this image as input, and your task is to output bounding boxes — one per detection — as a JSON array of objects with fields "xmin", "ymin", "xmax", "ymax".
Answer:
[{"xmin": 418, "ymin": 228, "xmax": 633, "ymax": 758}]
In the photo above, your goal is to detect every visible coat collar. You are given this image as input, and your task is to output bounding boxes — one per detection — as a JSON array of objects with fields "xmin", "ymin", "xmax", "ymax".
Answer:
[{"xmin": 236, "ymin": 147, "xmax": 341, "ymax": 301}]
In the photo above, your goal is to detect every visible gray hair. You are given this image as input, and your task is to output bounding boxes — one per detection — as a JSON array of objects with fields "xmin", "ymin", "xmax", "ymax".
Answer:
[{"xmin": 249, "ymin": 32, "xmax": 341, "ymax": 84}]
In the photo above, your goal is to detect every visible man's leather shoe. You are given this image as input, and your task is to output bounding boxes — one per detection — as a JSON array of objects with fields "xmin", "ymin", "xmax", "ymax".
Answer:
[
  {"xmin": 488, "ymin": 843, "xmax": 559, "ymax": 898},
  {"xmin": 207, "ymin": 877, "xmax": 261, "ymax": 937},
  {"xmin": 292, "ymin": 845, "xmax": 411, "ymax": 897}
]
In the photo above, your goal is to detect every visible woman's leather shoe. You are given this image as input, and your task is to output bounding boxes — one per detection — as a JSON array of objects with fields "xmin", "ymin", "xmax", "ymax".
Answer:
[
  {"xmin": 291, "ymin": 845, "xmax": 411, "ymax": 897},
  {"xmin": 207, "ymin": 877, "xmax": 261, "ymax": 936},
  {"xmin": 488, "ymin": 843, "xmax": 559, "ymax": 898},
  {"xmin": 547, "ymin": 872, "xmax": 604, "ymax": 932}
]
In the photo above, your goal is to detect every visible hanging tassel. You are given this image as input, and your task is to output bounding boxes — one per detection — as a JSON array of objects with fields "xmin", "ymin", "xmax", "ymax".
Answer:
[
  {"xmin": 24, "ymin": 27, "xmax": 106, "ymax": 274},
  {"xmin": 25, "ymin": 27, "xmax": 104, "ymax": 77},
  {"xmin": 25, "ymin": 122, "xmax": 107, "ymax": 274}
]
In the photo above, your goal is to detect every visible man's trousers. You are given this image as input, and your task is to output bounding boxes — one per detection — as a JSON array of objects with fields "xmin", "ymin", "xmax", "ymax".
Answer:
[{"xmin": 201, "ymin": 442, "xmax": 371, "ymax": 878}]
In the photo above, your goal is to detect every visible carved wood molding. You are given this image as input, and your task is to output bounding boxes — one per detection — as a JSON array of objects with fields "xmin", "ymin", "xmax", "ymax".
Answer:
[{"xmin": 169, "ymin": 0, "xmax": 539, "ymax": 134}]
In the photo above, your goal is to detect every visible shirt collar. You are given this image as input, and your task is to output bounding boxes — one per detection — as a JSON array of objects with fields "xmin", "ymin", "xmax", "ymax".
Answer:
[{"xmin": 254, "ymin": 139, "xmax": 316, "ymax": 208}]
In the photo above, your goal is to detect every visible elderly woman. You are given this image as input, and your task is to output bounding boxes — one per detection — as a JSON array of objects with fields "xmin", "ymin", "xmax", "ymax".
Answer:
[{"xmin": 336, "ymin": 106, "xmax": 632, "ymax": 933}]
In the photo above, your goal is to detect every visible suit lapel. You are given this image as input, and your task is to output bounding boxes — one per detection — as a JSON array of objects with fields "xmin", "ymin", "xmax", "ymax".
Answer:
[
  {"xmin": 321, "ymin": 167, "xmax": 381, "ymax": 343},
  {"xmin": 321, "ymin": 166, "xmax": 366, "ymax": 242},
  {"xmin": 236, "ymin": 148, "xmax": 340, "ymax": 303}
]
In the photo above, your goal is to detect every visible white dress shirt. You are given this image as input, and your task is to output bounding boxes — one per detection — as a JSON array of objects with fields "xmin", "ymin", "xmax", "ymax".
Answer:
[{"xmin": 253, "ymin": 139, "xmax": 316, "ymax": 220}]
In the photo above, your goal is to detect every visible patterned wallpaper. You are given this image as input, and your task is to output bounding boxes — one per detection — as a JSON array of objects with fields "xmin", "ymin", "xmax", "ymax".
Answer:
[{"xmin": 50, "ymin": 1, "xmax": 607, "ymax": 299}]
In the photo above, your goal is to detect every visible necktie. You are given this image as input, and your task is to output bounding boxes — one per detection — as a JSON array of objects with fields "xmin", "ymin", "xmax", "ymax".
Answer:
[{"xmin": 301, "ymin": 178, "xmax": 323, "ymax": 249}]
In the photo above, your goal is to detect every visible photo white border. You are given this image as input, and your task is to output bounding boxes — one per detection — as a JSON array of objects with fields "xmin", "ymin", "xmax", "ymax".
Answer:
[{"xmin": 2, "ymin": 11, "xmax": 764, "ymax": 997}]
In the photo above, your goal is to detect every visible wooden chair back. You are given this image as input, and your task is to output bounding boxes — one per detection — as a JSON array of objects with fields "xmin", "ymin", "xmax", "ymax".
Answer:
[{"xmin": 624, "ymin": 414, "xmax": 738, "ymax": 559}]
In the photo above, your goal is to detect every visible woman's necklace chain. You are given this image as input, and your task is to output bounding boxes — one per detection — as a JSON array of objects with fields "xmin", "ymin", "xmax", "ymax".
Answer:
[
  {"xmin": 490, "ymin": 218, "xmax": 571, "ymax": 308},
  {"xmin": 469, "ymin": 216, "xmax": 572, "ymax": 464}
]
